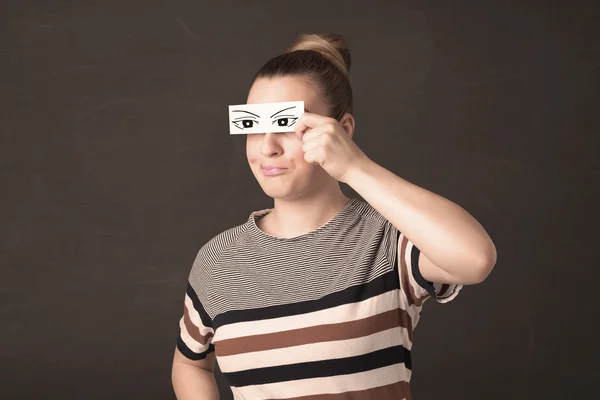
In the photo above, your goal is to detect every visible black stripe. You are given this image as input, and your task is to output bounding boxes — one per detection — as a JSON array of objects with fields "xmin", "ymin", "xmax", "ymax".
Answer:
[
  {"xmin": 405, "ymin": 232, "xmax": 437, "ymax": 299},
  {"xmin": 223, "ymin": 345, "xmax": 412, "ymax": 387},
  {"xmin": 438, "ymin": 284, "xmax": 450, "ymax": 296},
  {"xmin": 187, "ymin": 281, "xmax": 213, "ymax": 329},
  {"xmin": 213, "ymin": 267, "xmax": 399, "ymax": 328},
  {"xmin": 176, "ymin": 332, "xmax": 215, "ymax": 360}
]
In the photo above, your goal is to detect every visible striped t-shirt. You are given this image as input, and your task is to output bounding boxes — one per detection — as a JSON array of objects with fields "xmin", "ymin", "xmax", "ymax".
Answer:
[{"xmin": 176, "ymin": 197, "xmax": 462, "ymax": 399}]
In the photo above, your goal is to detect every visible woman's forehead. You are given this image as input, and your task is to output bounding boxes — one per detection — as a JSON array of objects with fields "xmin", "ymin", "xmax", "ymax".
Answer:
[{"xmin": 247, "ymin": 76, "xmax": 323, "ymax": 106}]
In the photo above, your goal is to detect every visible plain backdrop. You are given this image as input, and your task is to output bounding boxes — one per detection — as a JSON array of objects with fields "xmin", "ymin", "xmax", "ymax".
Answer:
[{"xmin": 1, "ymin": 0, "xmax": 598, "ymax": 399}]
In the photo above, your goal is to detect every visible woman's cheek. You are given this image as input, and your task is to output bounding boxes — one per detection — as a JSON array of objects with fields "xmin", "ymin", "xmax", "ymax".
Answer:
[
  {"xmin": 246, "ymin": 139, "xmax": 261, "ymax": 164},
  {"xmin": 290, "ymin": 143, "xmax": 306, "ymax": 162}
]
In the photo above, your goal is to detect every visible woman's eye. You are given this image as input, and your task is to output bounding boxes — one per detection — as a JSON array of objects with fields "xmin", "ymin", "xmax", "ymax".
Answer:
[{"xmin": 272, "ymin": 117, "xmax": 298, "ymax": 127}]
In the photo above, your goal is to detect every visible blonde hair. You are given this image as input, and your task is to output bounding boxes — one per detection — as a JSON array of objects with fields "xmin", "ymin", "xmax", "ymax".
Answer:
[
  {"xmin": 284, "ymin": 33, "xmax": 351, "ymax": 77},
  {"xmin": 253, "ymin": 33, "xmax": 353, "ymax": 121}
]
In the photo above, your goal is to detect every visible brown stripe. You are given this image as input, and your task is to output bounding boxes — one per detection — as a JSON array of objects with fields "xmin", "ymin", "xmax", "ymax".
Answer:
[
  {"xmin": 436, "ymin": 285, "xmax": 448, "ymax": 296},
  {"xmin": 438, "ymin": 284, "xmax": 455, "ymax": 297},
  {"xmin": 216, "ymin": 307, "xmax": 412, "ymax": 357},
  {"xmin": 183, "ymin": 303, "xmax": 213, "ymax": 345},
  {"xmin": 398, "ymin": 307, "xmax": 413, "ymax": 343},
  {"xmin": 398, "ymin": 235, "xmax": 430, "ymax": 307},
  {"xmin": 264, "ymin": 379, "xmax": 411, "ymax": 400}
]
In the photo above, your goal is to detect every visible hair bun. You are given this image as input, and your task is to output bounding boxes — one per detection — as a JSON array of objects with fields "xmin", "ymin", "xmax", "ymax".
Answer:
[{"xmin": 284, "ymin": 33, "xmax": 351, "ymax": 76}]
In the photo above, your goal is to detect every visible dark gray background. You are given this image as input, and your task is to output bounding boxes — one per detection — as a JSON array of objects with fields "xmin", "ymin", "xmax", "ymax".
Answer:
[{"xmin": 1, "ymin": 0, "xmax": 598, "ymax": 399}]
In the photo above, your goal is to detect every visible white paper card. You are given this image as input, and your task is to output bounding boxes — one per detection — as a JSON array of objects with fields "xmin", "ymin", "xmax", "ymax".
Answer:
[{"xmin": 228, "ymin": 101, "xmax": 304, "ymax": 135}]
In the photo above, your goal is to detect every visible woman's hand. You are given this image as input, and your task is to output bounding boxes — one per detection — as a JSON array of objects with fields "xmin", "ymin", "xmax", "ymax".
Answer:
[{"xmin": 295, "ymin": 112, "xmax": 369, "ymax": 184}]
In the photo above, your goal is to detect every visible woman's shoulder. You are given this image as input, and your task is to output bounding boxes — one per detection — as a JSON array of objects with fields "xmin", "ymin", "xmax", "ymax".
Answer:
[{"xmin": 194, "ymin": 222, "xmax": 247, "ymax": 263}]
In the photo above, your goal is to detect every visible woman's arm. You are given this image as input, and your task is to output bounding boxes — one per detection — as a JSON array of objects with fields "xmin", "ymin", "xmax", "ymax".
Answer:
[
  {"xmin": 345, "ymin": 157, "xmax": 497, "ymax": 285},
  {"xmin": 172, "ymin": 347, "xmax": 220, "ymax": 400}
]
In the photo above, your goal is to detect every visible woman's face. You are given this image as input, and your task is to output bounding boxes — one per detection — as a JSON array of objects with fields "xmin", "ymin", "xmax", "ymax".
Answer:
[{"xmin": 246, "ymin": 75, "xmax": 333, "ymax": 201}]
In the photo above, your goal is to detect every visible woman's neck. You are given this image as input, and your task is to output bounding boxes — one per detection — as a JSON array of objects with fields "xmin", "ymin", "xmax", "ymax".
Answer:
[{"xmin": 260, "ymin": 190, "xmax": 351, "ymax": 239}]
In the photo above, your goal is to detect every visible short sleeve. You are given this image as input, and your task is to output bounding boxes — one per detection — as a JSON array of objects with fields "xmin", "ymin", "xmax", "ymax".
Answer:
[
  {"xmin": 394, "ymin": 228, "xmax": 463, "ymax": 306},
  {"xmin": 176, "ymin": 281, "xmax": 215, "ymax": 360}
]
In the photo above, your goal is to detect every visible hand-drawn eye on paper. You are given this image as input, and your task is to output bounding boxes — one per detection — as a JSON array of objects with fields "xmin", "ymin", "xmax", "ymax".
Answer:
[
  {"xmin": 271, "ymin": 106, "xmax": 299, "ymax": 128},
  {"xmin": 228, "ymin": 101, "xmax": 304, "ymax": 135},
  {"xmin": 231, "ymin": 109, "xmax": 260, "ymax": 130}
]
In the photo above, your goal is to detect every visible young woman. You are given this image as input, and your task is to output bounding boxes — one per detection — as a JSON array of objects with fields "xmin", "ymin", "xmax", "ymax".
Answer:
[{"xmin": 172, "ymin": 33, "xmax": 497, "ymax": 400}]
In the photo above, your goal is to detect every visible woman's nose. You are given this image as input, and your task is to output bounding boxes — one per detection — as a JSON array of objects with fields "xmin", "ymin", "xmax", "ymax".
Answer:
[{"xmin": 260, "ymin": 133, "xmax": 284, "ymax": 154}]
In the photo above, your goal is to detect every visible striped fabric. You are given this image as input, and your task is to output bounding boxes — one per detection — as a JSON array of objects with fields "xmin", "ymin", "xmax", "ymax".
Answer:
[{"xmin": 177, "ymin": 197, "xmax": 462, "ymax": 399}]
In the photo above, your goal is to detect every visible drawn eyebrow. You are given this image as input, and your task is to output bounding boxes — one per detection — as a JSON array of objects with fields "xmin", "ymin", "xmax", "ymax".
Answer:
[
  {"xmin": 271, "ymin": 106, "xmax": 296, "ymax": 118},
  {"xmin": 234, "ymin": 116, "xmax": 258, "ymax": 120},
  {"xmin": 232, "ymin": 109, "xmax": 260, "ymax": 118}
]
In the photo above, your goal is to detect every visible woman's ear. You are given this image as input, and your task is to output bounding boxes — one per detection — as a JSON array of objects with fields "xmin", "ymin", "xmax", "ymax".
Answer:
[{"xmin": 339, "ymin": 113, "xmax": 356, "ymax": 139}]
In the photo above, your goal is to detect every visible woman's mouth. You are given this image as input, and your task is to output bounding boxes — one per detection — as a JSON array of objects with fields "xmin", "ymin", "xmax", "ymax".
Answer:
[{"xmin": 262, "ymin": 167, "xmax": 287, "ymax": 176}]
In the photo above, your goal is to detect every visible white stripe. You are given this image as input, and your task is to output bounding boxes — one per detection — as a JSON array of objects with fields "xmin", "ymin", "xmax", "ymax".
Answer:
[{"xmin": 236, "ymin": 363, "xmax": 411, "ymax": 398}]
